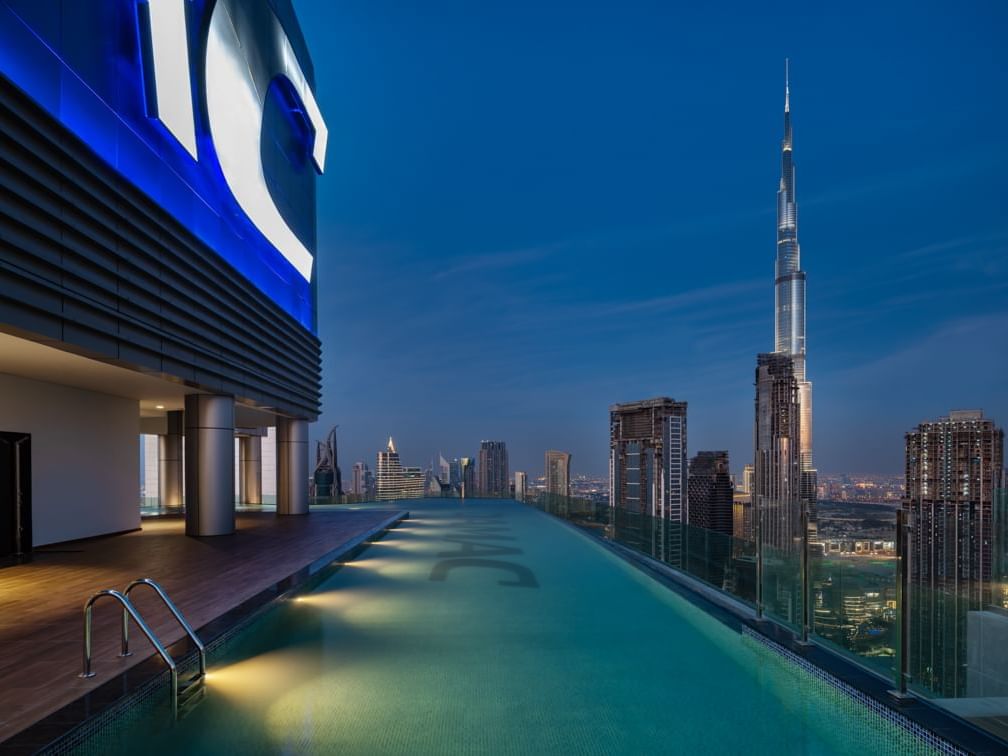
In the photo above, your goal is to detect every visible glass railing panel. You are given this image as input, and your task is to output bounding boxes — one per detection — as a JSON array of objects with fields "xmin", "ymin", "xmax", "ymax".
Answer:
[
  {"xmin": 903, "ymin": 489, "xmax": 1008, "ymax": 744},
  {"xmin": 524, "ymin": 489, "xmax": 1008, "ymax": 746},
  {"xmin": 546, "ymin": 498, "xmax": 759, "ymax": 608},
  {"xmin": 760, "ymin": 541, "xmax": 802, "ymax": 632},
  {"xmin": 810, "ymin": 549, "xmax": 897, "ymax": 679}
]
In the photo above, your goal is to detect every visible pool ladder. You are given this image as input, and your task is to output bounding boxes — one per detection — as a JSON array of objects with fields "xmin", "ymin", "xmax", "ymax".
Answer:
[{"xmin": 79, "ymin": 578, "xmax": 206, "ymax": 718}]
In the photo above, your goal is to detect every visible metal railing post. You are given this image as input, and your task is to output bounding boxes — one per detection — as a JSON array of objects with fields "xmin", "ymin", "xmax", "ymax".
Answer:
[
  {"xmin": 799, "ymin": 499, "xmax": 810, "ymax": 644},
  {"xmin": 891, "ymin": 508, "xmax": 912, "ymax": 700},
  {"xmin": 756, "ymin": 495, "xmax": 764, "ymax": 619}
]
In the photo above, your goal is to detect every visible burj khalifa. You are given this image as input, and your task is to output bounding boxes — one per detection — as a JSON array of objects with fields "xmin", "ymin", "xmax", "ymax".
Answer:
[{"xmin": 774, "ymin": 61, "xmax": 817, "ymax": 507}]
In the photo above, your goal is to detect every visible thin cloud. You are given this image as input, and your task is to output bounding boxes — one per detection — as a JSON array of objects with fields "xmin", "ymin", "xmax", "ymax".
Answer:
[
  {"xmin": 598, "ymin": 278, "xmax": 764, "ymax": 316},
  {"xmin": 432, "ymin": 243, "xmax": 562, "ymax": 280}
]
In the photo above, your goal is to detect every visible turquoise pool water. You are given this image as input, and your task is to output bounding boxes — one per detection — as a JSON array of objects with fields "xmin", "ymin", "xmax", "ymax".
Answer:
[{"xmin": 96, "ymin": 499, "xmax": 937, "ymax": 754}]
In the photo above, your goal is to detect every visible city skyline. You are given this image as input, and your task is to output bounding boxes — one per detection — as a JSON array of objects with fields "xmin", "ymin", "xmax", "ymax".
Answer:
[{"xmin": 297, "ymin": 0, "xmax": 1008, "ymax": 478}]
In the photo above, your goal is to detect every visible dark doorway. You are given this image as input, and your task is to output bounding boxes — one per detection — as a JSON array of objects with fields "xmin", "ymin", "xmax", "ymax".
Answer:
[{"xmin": 0, "ymin": 432, "xmax": 31, "ymax": 565}]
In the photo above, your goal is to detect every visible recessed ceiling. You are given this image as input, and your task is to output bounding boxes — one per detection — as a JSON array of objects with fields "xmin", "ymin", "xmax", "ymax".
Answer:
[{"xmin": 0, "ymin": 331, "xmax": 278, "ymax": 426}]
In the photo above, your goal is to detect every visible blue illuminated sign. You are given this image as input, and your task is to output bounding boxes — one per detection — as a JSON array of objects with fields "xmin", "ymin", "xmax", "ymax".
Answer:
[{"xmin": 0, "ymin": 0, "xmax": 324, "ymax": 331}]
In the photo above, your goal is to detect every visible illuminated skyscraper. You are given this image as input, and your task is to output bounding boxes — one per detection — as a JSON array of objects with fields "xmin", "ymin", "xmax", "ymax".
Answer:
[
  {"xmin": 514, "ymin": 471, "xmax": 528, "ymax": 502},
  {"xmin": 351, "ymin": 462, "xmax": 368, "ymax": 495},
  {"xmin": 610, "ymin": 398, "xmax": 687, "ymax": 563},
  {"xmin": 402, "ymin": 466, "xmax": 426, "ymax": 499},
  {"xmin": 478, "ymin": 441, "xmax": 509, "ymax": 496},
  {"xmin": 754, "ymin": 353, "xmax": 802, "ymax": 551},
  {"xmin": 459, "ymin": 457, "xmax": 476, "ymax": 498},
  {"xmin": 688, "ymin": 451, "xmax": 733, "ymax": 536},
  {"xmin": 376, "ymin": 436, "xmax": 407, "ymax": 500},
  {"xmin": 741, "ymin": 464, "xmax": 754, "ymax": 495},
  {"xmin": 754, "ymin": 62, "xmax": 815, "ymax": 556},
  {"xmin": 774, "ymin": 61, "xmax": 817, "ymax": 510},
  {"xmin": 545, "ymin": 450, "xmax": 572, "ymax": 499},
  {"xmin": 904, "ymin": 410, "xmax": 1005, "ymax": 696}
]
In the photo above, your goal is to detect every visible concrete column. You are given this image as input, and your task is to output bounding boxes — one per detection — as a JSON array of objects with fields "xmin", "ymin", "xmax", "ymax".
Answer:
[
  {"xmin": 184, "ymin": 394, "xmax": 235, "ymax": 536},
  {"xmin": 276, "ymin": 418, "xmax": 308, "ymax": 515},
  {"xmin": 239, "ymin": 435, "xmax": 263, "ymax": 505},
  {"xmin": 158, "ymin": 410, "xmax": 183, "ymax": 509}
]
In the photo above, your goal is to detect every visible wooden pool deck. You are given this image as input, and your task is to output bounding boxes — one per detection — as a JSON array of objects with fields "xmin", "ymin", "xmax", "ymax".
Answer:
[{"xmin": 0, "ymin": 508, "xmax": 403, "ymax": 747}]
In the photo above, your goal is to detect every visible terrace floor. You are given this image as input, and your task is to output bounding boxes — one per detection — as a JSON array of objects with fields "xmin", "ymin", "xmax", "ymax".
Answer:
[{"xmin": 0, "ymin": 508, "xmax": 403, "ymax": 745}]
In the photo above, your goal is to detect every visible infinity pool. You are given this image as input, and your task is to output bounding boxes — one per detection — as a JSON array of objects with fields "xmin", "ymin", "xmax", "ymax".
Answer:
[{"xmin": 96, "ymin": 499, "xmax": 938, "ymax": 754}]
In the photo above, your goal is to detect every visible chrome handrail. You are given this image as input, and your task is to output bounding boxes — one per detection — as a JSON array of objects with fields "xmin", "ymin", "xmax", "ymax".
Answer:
[
  {"xmin": 123, "ymin": 578, "xmax": 206, "ymax": 678},
  {"xmin": 79, "ymin": 589, "xmax": 179, "ymax": 717}
]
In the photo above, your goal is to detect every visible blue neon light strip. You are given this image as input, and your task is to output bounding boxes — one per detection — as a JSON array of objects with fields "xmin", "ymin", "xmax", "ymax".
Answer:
[{"xmin": 0, "ymin": 0, "xmax": 315, "ymax": 331}]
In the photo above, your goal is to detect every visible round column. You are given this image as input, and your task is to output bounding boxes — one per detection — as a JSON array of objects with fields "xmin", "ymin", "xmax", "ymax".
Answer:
[
  {"xmin": 158, "ymin": 410, "xmax": 183, "ymax": 509},
  {"xmin": 276, "ymin": 418, "xmax": 308, "ymax": 515},
  {"xmin": 184, "ymin": 394, "xmax": 235, "ymax": 536},
  {"xmin": 239, "ymin": 435, "xmax": 263, "ymax": 505}
]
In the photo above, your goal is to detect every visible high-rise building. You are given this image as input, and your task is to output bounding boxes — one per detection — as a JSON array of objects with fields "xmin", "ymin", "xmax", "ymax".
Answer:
[
  {"xmin": 688, "ymin": 451, "xmax": 734, "ymax": 536},
  {"xmin": 310, "ymin": 427, "xmax": 341, "ymax": 498},
  {"xmin": 478, "ymin": 441, "xmax": 509, "ymax": 497},
  {"xmin": 439, "ymin": 454, "xmax": 451, "ymax": 486},
  {"xmin": 376, "ymin": 437, "xmax": 408, "ymax": 501},
  {"xmin": 514, "ymin": 471, "xmax": 528, "ymax": 502},
  {"xmin": 741, "ymin": 464, "xmax": 754, "ymax": 495},
  {"xmin": 904, "ymin": 410, "xmax": 1005, "ymax": 696},
  {"xmin": 545, "ymin": 450, "xmax": 572, "ymax": 499},
  {"xmin": 610, "ymin": 398, "xmax": 687, "ymax": 563},
  {"xmin": 769, "ymin": 61, "xmax": 817, "ymax": 522},
  {"xmin": 351, "ymin": 462, "xmax": 369, "ymax": 496},
  {"xmin": 754, "ymin": 353, "xmax": 803, "ymax": 551},
  {"xmin": 402, "ymin": 466, "xmax": 426, "ymax": 499},
  {"xmin": 459, "ymin": 457, "xmax": 476, "ymax": 498}
]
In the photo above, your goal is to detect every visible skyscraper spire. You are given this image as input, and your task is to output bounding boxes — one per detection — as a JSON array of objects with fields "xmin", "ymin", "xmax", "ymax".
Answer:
[
  {"xmin": 785, "ymin": 58, "xmax": 790, "ymax": 113},
  {"xmin": 775, "ymin": 61, "xmax": 802, "ymax": 366},
  {"xmin": 782, "ymin": 59, "xmax": 793, "ymax": 151},
  {"xmin": 771, "ymin": 60, "xmax": 816, "ymax": 509}
]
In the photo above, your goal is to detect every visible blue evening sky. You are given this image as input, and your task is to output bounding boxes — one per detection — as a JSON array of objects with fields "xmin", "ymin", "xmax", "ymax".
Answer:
[{"xmin": 295, "ymin": 0, "xmax": 1008, "ymax": 478}]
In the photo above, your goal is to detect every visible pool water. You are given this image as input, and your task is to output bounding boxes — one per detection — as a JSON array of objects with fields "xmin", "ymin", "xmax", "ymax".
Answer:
[{"xmin": 94, "ymin": 499, "xmax": 938, "ymax": 755}]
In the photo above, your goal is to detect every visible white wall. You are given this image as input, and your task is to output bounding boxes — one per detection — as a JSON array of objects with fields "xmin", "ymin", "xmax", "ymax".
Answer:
[
  {"xmin": 142, "ymin": 434, "xmax": 159, "ymax": 501},
  {"xmin": 262, "ymin": 426, "xmax": 277, "ymax": 497},
  {"xmin": 0, "ymin": 372, "xmax": 140, "ymax": 545}
]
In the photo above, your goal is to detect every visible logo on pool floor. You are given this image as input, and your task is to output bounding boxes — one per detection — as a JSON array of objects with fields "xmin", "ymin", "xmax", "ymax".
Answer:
[{"xmin": 429, "ymin": 514, "xmax": 539, "ymax": 588}]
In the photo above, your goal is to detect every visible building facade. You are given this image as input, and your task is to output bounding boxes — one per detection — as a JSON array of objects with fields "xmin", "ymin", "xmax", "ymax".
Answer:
[
  {"xmin": 459, "ymin": 457, "xmax": 476, "ymax": 498},
  {"xmin": 754, "ymin": 353, "xmax": 803, "ymax": 552},
  {"xmin": 741, "ymin": 464, "xmax": 755, "ymax": 495},
  {"xmin": 402, "ymin": 466, "xmax": 426, "ymax": 499},
  {"xmin": 351, "ymin": 462, "xmax": 369, "ymax": 496},
  {"xmin": 545, "ymin": 450, "xmax": 572, "ymax": 499},
  {"xmin": 514, "ymin": 471, "xmax": 528, "ymax": 502},
  {"xmin": 688, "ymin": 451, "xmax": 734, "ymax": 536},
  {"xmin": 0, "ymin": 0, "xmax": 324, "ymax": 553},
  {"xmin": 904, "ymin": 410, "xmax": 1005, "ymax": 696},
  {"xmin": 310, "ymin": 427, "xmax": 341, "ymax": 498},
  {"xmin": 376, "ymin": 437, "xmax": 407, "ymax": 501},
  {"xmin": 609, "ymin": 398, "xmax": 687, "ymax": 563},
  {"xmin": 478, "ymin": 441, "xmax": 509, "ymax": 497}
]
